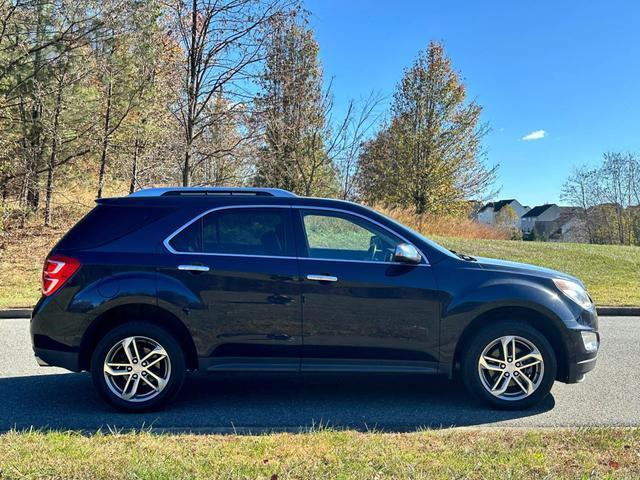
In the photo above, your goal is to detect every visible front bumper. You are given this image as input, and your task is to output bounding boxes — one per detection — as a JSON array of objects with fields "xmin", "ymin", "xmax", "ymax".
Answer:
[{"xmin": 560, "ymin": 307, "xmax": 599, "ymax": 383}]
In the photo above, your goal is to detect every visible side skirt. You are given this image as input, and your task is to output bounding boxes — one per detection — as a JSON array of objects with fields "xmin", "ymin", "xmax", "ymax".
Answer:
[{"xmin": 198, "ymin": 357, "xmax": 440, "ymax": 374}]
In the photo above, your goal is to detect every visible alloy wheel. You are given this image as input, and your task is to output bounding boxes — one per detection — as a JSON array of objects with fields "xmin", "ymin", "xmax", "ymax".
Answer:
[
  {"xmin": 103, "ymin": 336, "xmax": 171, "ymax": 402},
  {"xmin": 477, "ymin": 335, "xmax": 544, "ymax": 401}
]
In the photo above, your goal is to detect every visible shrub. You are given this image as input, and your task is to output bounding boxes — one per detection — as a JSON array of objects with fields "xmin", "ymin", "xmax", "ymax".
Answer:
[{"xmin": 376, "ymin": 205, "xmax": 514, "ymax": 241}]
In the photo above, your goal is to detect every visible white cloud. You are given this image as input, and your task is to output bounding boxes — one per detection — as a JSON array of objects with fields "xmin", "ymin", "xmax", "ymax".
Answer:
[{"xmin": 521, "ymin": 130, "xmax": 546, "ymax": 141}]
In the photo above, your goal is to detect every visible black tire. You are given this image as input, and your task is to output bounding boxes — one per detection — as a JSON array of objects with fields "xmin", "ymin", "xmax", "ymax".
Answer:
[
  {"xmin": 91, "ymin": 321, "xmax": 186, "ymax": 412},
  {"xmin": 461, "ymin": 321, "xmax": 557, "ymax": 410}
]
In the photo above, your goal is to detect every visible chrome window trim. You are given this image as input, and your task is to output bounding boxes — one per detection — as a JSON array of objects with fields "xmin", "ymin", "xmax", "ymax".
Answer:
[
  {"xmin": 163, "ymin": 204, "xmax": 429, "ymax": 266},
  {"xmin": 163, "ymin": 204, "xmax": 292, "ymax": 256}
]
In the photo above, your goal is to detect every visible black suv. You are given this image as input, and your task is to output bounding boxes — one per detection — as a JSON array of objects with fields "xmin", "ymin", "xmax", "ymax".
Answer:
[{"xmin": 31, "ymin": 187, "xmax": 599, "ymax": 411}]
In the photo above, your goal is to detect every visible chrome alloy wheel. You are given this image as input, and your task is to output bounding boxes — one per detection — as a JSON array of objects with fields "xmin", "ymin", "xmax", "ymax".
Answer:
[
  {"xmin": 103, "ymin": 336, "xmax": 171, "ymax": 402},
  {"xmin": 477, "ymin": 335, "xmax": 544, "ymax": 401}
]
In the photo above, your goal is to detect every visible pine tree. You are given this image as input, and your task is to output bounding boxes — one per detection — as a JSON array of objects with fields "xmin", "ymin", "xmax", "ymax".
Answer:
[{"xmin": 253, "ymin": 10, "xmax": 339, "ymax": 197}]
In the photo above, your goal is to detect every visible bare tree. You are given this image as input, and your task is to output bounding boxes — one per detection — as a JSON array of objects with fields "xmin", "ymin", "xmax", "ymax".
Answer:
[
  {"xmin": 165, "ymin": 0, "xmax": 291, "ymax": 186},
  {"xmin": 333, "ymin": 93, "xmax": 384, "ymax": 200},
  {"xmin": 562, "ymin": 152, "xmax": 640, "ymax": 245},
  {"xmin": 561, "ymin": 165, "xmax": 598, "ymax": 243}
]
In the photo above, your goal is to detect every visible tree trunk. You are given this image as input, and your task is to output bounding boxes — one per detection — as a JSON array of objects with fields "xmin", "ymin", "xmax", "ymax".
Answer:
[
  {"xmin": 24, "ymin": 1, "xmax": 46, "ymax": 213},
  {"xmin": 129, "ymin": 136, "xmax": 140, "ymax": 194},
  {"xmin": 97, "ymin": 80, "xmax": 113, "ymax": 199},
  {"xmin": 183, "ymin": 141, "xmax": 192, "ymax": 186},
  {"xmin": 44, "ymin": 73, "xmax": 65, "ymax": 226},
  {"xmin": 181, "ymin": 0, "xmax": 198, "ymax": 187},
  {"xmin": 44, "ymin": 162, "xmax": 55, "ymax": 226}
]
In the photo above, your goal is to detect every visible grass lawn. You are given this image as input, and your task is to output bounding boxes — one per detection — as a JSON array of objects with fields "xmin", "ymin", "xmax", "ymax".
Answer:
[
  {"xmin": 1, "ymin": 221, "xmax": 639, "ymax": 308},
  {"xmin": 434, "ymin": 236, "xmax": 640, "ymax": 307},
  {"xmin": 1, "ymin": 428, "xmax": 638, "ymax": 479}
]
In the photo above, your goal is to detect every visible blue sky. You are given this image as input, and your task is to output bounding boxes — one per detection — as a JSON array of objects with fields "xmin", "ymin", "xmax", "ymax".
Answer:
[{"xmin": 305, "ymin": 0, "xmax": 640, "ymax": 206}]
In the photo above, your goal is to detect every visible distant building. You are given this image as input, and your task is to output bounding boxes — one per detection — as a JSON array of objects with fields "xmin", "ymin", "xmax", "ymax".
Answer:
[
  {"xmin": 521, "ymin": 204, "xmax": 559, "ymax": 235},
  {"xmin": 552, "ymin": 213, "xmax": 589, "ymax": 243},
  {"xmin": 477, "ymin": 199, "xmax": 529, "ymax": 227},
  {"xmin": 522, "ymin": 205, "xmax": 587, "ymax": 242},
  {"xmin": 476, "ymin": 199, "xmax": 587, "ymax": 242}
]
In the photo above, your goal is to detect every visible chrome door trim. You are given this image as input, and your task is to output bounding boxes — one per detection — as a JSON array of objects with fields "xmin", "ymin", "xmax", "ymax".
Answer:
[
  {"xmin": 177, "ymin": 264, "xmax": 210, "ymax": 272},
  {"xmin": 306, "ymin": 274, "xmax": 338, "ymax": 282}
]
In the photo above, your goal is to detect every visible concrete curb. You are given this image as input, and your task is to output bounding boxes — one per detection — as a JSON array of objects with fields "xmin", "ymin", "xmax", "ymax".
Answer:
[
  {"xmin": 0, "ymin": 308, "xmax": 31, "ymax": 319},
  {"xmin": 596, "ymin": 306, "xmax": 640, "ymax": 316},
  {"xmin": 1, "ymin": 306, "xmax": 640, "ymax": 319}
]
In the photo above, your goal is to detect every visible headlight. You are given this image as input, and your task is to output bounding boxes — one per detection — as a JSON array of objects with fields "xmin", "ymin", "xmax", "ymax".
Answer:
[{"xmin": 553, "ymin": 278, "xmax": 593, "ymax": 309}]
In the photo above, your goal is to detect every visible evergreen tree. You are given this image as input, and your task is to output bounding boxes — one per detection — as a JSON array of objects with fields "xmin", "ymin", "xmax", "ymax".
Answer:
[
  {"xmin": 358, "ymin": 41, "xmax": 496, "ymax": 214},
  {"xmin": 253, "ymin": 10, "xmax": 339, "ymax": 197}
]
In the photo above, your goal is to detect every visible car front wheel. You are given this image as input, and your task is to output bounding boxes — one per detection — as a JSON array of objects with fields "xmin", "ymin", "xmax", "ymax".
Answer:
[
  {"xmin": 461, "ymin": 321, "xmax": 557, "ymax": 410},
  {"xmin": 91, "ymin": 322, "xmax": 185, "ymax": 412}
]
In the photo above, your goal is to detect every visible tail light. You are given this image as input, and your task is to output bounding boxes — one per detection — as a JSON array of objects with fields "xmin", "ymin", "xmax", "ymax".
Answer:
[{"xmin": 42, "ymin": 254, "xmax": 81, "ymax": 296}]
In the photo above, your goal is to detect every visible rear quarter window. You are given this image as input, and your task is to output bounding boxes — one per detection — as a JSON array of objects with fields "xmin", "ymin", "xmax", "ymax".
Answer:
[{"xmin": 56, "ymin": 205, "xmax": 173, "ymax": 250}]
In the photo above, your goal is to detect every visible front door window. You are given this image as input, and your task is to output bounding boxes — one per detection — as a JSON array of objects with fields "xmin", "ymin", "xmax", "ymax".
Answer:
[{"xmin": 301, "ymin": 210, "xmax": 402, "ymax": 262}]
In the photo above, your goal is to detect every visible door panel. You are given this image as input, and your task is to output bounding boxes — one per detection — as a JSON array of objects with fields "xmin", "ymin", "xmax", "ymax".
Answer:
[
  {"xmin": 300, "ymin": 259, "xmax": 440, "ymax": 366},
  {"xmin": 158, "ymin": 207, "xmax": 302, "ymax": 370},
  {"xmin": 295, "ymin": 208, "xmax": 441, "ymax": 370}
]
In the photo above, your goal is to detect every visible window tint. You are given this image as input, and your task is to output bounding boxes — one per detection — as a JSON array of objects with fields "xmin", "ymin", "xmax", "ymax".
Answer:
[
  {"xmin": 301, "ymin": 210, "xmax": 401, "ymax": 262},
  {"xmin": 57, "ymin": 205, "xmax": 173, "ymax": 250},
  {"xmin": 168, "ymin": 208, "xmax": 289, "ymax": 257},
  {"xmin": 168, "ymin": 219, "xmax": 201, "ymax": 253}
]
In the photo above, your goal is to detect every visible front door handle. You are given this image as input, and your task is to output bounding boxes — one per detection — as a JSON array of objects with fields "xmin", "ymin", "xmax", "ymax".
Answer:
[
  {"xmin": 178, "ymin": 264, "xmax": 210, "ymax": 273},
  {"xmin": 306, "ymin": 274, "xmax": 338, "ymax": 282}
]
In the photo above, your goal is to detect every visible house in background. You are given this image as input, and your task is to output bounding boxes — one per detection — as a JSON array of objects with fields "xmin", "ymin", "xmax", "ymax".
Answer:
[
  {"xmin": 476, "ymin": 199, "xmax": 587, "ymax": 242},
  {"xmin": 521, "ymin": 204, "xmax": 559, "ymax": 236},
  {"xmin": 477, "ymin": 199, "xmax": 529, "ymax": 228},
  {"xmin": 553, "ymin": 212, "xmax": 588, "ymax": 243},
  {"xmin": 521, "ymin": 204, "xmax": 587, "ymax": 242}
]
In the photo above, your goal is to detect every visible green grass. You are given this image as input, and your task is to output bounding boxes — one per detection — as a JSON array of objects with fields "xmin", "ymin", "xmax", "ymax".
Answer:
[
  {"xmin": 0, "ymin": 428, "xmax": 638, "ymax": 479},
  {"xmin": 434, "ymin": 236, "xmax": 640, "ymax": 306}
]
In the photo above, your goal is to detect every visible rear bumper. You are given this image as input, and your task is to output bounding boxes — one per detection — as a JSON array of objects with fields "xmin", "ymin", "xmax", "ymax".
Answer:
[{"xmin": 33, "ymin": 347, "xmax": 81, "ymax": 372}]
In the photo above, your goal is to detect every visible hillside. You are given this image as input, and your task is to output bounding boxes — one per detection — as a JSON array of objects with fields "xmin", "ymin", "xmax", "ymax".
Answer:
[
  {"xmin": 1, "ymin": 223, "xmax": 638, "ymax": 309},
  {"xmin": 435, "ymin": 236, "xmax": 640, "ymax": 306}
]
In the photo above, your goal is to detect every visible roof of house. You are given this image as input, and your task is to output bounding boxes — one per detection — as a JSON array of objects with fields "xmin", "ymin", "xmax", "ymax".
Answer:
[
  {"xmin": 522, "ymin": 204, "xmax": 556, "ymax": 218},
  {"xmin": 478, "ymin": 199, "xmax": 517, "ymax": 213}
]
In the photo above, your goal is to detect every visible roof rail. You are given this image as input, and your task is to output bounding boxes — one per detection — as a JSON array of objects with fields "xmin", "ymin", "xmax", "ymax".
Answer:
[{"xmin": 128, "ymin": 187, "xmax": 297, "ymax": 198}]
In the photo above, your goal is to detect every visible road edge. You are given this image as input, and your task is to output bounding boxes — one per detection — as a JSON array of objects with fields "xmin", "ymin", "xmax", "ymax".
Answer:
[{"xmin": 2, "ymin": 306, "xmax": 640, "ymax": 319}]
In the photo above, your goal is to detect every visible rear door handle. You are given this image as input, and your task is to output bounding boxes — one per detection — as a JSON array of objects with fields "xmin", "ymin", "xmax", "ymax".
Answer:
[
  {"xmin": 306, "ymin": 274, "xmax": 338, "ymax": 282},
  {"xmin": 178, "ymin": 264, "xmax": 210, "ymax": 272}
]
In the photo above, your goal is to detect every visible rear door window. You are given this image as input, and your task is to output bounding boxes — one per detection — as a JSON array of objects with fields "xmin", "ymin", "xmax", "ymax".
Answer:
[{"xmin": 168, "ymin": 208, "xmax": 292, "ymax": 257}]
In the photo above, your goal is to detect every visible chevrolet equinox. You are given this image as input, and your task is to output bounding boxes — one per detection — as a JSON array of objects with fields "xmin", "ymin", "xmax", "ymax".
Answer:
[{"xmin": 31, "ymin": 187, "xmax": 599, "ymax": 411}]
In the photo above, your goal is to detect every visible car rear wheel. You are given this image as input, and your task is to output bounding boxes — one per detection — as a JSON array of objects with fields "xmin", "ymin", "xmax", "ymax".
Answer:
[
  {"xmin": 461, "ymin": 321, "xmax": 557, "ymax": 410},
  {"xmin": 91, "ymin": 322, "xmax": 185, "ymax": 412}
]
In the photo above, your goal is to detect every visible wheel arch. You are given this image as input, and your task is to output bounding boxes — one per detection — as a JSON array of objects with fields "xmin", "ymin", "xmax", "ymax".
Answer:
[
  {"xmin": 79, "ymin": 303, "xmax": 198, "ymax": 371},
  {"xmin": 451, "ymin": 306, "xmax": 569, "ymax": 381}
]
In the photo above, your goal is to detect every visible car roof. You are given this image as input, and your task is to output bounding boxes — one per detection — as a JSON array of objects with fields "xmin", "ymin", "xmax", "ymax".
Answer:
[{"xmin": 97, "ymin": 190, "xmax": 367, "ymax": 212}]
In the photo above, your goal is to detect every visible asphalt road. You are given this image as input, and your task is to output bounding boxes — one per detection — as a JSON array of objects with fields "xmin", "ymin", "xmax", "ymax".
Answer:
[{"xmin": 0, "ymin": 316, "xmax": 638, "ymax": 433}]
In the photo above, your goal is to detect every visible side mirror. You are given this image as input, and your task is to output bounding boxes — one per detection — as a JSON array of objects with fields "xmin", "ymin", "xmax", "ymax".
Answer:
[{"xmin": 393, "ymin": 243, "xmax": 422, "ymax": 264}]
